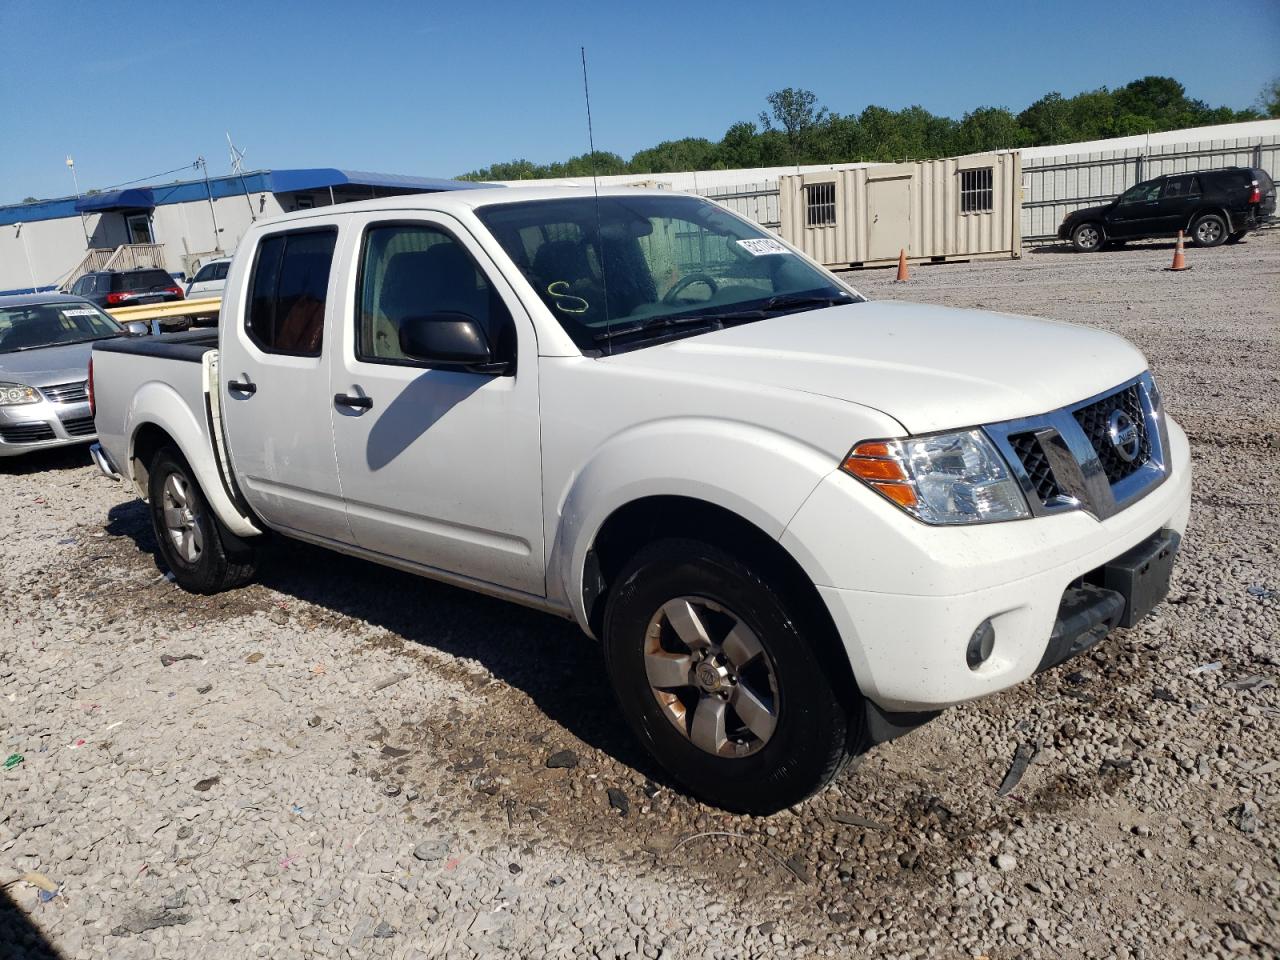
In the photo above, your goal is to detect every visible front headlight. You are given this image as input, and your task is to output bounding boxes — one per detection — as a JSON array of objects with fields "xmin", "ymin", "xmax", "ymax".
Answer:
[
  {"xmin": 0, "ymin": 383, "xmax": 41, "ymax": 406},
  {"xmin": 841, "ymin": 429, "xmax": 1030, "ymax": 524}
]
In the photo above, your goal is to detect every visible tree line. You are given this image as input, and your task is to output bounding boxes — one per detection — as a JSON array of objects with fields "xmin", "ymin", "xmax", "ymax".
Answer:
[{"xmin": 460, "ymin": 75, "xmax": 1279, "ymax": 181}]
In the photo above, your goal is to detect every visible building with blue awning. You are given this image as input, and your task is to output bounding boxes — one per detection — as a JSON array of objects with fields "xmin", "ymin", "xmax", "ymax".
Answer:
[{"xmin": 0, "ymin": 169, "xmax": 493, "ymax": 295}]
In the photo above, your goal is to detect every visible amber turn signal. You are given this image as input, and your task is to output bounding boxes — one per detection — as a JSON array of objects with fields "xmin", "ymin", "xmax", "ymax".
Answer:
[{"xmin": 840, "ymin": 441, "xmax": 919, "ymax": 509}]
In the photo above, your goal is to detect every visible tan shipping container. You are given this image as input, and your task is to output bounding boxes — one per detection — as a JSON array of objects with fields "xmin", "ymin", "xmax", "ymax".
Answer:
[{"xmin": 778, "ymin": 152, "xmax": 1022, "ymax": 268}]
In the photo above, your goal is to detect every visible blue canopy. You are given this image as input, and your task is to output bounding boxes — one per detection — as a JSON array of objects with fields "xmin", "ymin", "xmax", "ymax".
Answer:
[{"xmin": 75, "ymin": 188, "xmax": 155, "ymax": 213}]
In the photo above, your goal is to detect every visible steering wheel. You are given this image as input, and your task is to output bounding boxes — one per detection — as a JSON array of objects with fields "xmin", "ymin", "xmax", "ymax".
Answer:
[{"xmin": 663, "ymin": 273, "xmax": 719, "ymax": 305}]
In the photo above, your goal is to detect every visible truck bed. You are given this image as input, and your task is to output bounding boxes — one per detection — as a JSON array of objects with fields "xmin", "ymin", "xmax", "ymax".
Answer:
[{"xmin": 93, "ymin": 328, "xmax": 219, "ymax": 363}]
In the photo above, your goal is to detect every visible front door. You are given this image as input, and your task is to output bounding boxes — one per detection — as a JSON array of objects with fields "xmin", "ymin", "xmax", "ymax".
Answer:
[
  {"xmin": 218, "ymin": 220, "xmax": 353, "ymax": 544},
  {"xmin": 126, "ymin": 213, "xmax": 153, "ymax": 244},
  {"xmin": 328, "ymin": 213, "xmax": 545, "ymax": 596},
  {"xmin": 1108, "ymin": 180, "xmax": 1163, "ymax": 237}
]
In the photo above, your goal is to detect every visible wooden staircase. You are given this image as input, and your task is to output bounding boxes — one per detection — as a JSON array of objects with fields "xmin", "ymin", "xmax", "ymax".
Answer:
[{"xmin": 59, "ymin": 243, "xmax": 167, "ymax": 290}]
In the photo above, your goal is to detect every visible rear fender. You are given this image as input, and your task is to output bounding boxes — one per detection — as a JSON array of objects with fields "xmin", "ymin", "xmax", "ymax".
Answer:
[{"xmin": 126, "ymin": 380, "xmax": 261, "ymax": 539}]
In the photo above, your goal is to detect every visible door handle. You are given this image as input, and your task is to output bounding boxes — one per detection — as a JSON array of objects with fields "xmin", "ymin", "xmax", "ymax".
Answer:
[
  {"xmin": 227, "ymin": 379, "xmax": 256, "ymax": 396},
  {"xmin": 334, "ymin": 393, "xmax": 373, "ymax": 410}
]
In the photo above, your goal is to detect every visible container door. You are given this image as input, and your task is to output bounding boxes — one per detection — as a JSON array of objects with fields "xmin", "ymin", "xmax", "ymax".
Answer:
[{"xmin": 867, "ymin": 178, "xmax": 911, "ymax": 261}]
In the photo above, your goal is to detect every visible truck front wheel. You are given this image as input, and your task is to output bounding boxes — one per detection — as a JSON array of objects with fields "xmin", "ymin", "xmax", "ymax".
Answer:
[
  {"xmin": 602, "ymin": 538, "xmax": 857, "ymax": 814},
  {"xmin": 147, "ymin": 446, "xmax": 257, "ymax": 594}
]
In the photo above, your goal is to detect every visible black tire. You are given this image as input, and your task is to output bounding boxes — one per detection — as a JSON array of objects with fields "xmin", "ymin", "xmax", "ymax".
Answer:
[
  {"xmin": 1071, "ymin": 222, "xmax": 1104, "ymax": 253},
  {"xmin": 602, "ymin": 537, "xmax": 858, "ymax": 814},
  {"xmin": 147, "ymin": 445, "xmax": 257, "ymax": 593},
  {"xmin": 1225, "ymin": 230, "xmax": 1248, "ymax": 244},
  {"xmin": 1189, "ymin": 213, "xmax": 1227, "ymax": 247}
]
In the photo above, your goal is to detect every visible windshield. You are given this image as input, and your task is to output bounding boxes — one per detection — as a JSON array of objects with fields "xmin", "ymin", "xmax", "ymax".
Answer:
[
  {"xmin": 0, "ymin": 302, "xmax": 122, "ymax": 353},
  {"xmin": 476, "ymin": 194, "xmax": 860, "ymax": 352}
]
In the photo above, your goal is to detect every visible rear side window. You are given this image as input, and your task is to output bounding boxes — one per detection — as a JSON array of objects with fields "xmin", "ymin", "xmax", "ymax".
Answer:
[
  {"xmin": 215, "ymin": 261, "xmax": 230, "ymax": 280},
  {"xmin": 246, "ymin": 229, "xmax": 337, "ymax": 356},
  {"xmin": 1162, "ymin": 176, "xmax": 1201, "ymax": 199},
  {"xmin": 113, "ymin": 269, "xmax": 173, "ymax": 291}
]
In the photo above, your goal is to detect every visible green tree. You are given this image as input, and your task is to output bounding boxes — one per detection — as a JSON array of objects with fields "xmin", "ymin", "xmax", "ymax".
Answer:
[
  {"xmin": 951, "ymin": 107, "xmax": 1030, "ymax": 154},
  {"xmin": 759, "ymin": 87, "xmax": 829, "ymax": 161},
  {"xmin": 1259, "ymin": 78, "xmax": 1280, "ymax": 117},
  {"xmin": 630, "ymin": 138, "xmax": 720, "ymax": 174}
]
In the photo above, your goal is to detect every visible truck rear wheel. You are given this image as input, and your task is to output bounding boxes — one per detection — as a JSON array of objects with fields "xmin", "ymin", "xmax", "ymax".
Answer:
[
  {"xmin": 1190, "ymin": 213, "xmax": 1227, "ymax": 247},
  {"xmin": 147, "ymin": 445, "xmax": 257, "ymax": 594},
  {"xmin": 602, "ymin": 538, "xmax": 856, "ymax": 814}
]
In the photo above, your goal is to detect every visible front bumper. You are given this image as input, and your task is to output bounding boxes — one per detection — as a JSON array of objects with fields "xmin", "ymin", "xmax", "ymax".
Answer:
[
  {"xmin": 0, "ymin": 399, "xmax": 96, "ymax": 457},
  {"xmin": 783, "ymin": 417, "xmax": 1192, "ymax": 713}
]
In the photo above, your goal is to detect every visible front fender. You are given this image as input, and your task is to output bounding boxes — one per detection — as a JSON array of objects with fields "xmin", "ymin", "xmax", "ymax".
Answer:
[
  {"xmin": 547, "ymin": 416, "xmax": 841, "ymax": 633},
  {"xmin": 126, "ymin": 380, "xmax": 261, "ymax": 539}
]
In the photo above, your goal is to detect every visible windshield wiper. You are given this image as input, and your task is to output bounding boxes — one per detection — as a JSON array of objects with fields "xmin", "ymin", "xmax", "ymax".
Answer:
[
  {"xmin": 591, "ymin": 291, "xmax": 857, "ymax": 345},
  {"xmin": 593, "ymin": 314, "xmax": 724, "ymax": 343},
  {"xmin": 1, "ymin": 335, "xmax": 118, "ymax": 353}
]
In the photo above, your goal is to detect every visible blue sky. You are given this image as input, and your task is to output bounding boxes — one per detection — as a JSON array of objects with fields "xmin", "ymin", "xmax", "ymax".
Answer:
[{"xmin": 1, "ymin": 0, "xmax": 1276, "ymax": 204}]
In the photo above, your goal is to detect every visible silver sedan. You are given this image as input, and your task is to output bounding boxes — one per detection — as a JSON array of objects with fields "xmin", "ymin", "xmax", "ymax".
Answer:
[{"xmin": 0, "ymin": 293, "xmax": 129, "ymax": 457}]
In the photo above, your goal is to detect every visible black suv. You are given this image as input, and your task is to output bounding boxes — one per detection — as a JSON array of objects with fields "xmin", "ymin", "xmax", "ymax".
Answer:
[
  {"xmin": 1059, "ymin": 167, "xmax": 1276, "ymax": 252},
  {"xmin": 68, "ymin": 268, "xmax": 185, "ymax": 309}
]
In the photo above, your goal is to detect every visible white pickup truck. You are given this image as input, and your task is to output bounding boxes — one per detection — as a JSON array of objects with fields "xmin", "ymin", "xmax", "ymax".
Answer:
[{"xmin": 90, "ymin": 186, "xmax": 1191, "ymax": 813}]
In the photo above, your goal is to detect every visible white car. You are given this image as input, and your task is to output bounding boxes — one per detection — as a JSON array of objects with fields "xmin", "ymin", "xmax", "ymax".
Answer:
[
  {"xmin": 87, "ymin": 187, "xmax": 1192, "ymax": 813},
  {"xmin": 184, "ymin": 257, "xmax": 232, "ymax": 299}
]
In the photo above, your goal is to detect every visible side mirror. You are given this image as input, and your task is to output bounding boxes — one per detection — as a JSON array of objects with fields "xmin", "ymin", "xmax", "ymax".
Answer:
[
  {"xmin": 398, "ymin": 313, "xmax": 507, "ymax": 373},
  {"xmin": 123, "ymin": 320, "xmax": 150, "ymax": 336}
]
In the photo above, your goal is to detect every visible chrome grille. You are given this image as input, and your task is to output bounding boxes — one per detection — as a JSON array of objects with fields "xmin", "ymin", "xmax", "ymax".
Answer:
[
  {"xmin": 985, "ymin": 372, "xmax": 1169, "ymax": 522},
  {"xmin": 59, "ymin": 414, "xmax": 96, "ymax": 437},
  {"xmin": 0, "ymin": 422, "xmax": 56, "ymax": 444},
  {"xmin": 1072, "ymin": 384, "xmax": 1150, "ymax": 483},
  {"xmin": 41, "ymin": 380, "xmax": 89, "ymax": 404},
  {"xmin": 1009, "ymin": 432, "xmax": 1062, "ymax": 504}
]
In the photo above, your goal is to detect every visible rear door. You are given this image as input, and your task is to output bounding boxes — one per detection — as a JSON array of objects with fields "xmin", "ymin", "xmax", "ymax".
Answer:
[
  {"xmin": 327, "ymin": 212, "xmax": 545, "ymax": 595},
  {"xmin": 218, "ymin": 219, "xmax": 353, "ymax": 544},
  {"xmin": 1154, "ymin": 174, "xmax": 1201, "ymax": 234},
  {"xmin": 1108, "ymin": 179, "xmax": 1163, "ymax": 237}
]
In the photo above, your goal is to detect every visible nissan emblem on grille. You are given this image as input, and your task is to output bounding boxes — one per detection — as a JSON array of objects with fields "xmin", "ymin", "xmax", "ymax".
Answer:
[{"xmin": 1107, "ymin": 409, "xmax": 1141, "ymax": 463}]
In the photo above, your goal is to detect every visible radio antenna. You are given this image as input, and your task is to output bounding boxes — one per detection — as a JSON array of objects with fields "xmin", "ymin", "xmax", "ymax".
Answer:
[{"xmin": 581, "ymin": 46, "xmax": 612, "ymax": 352}]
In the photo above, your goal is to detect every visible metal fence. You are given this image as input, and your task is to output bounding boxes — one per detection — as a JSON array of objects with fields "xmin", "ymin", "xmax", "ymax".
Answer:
[
  {"xmin": 688, "ymin": 134, "xmax": 1280, "ymax": 246},
  {"xmin": 699, "ymin": 181, "xmax": 781, "ymax": 231},
  {"xmin": 1021, "ymin": 136, "xmax": 1280, "ymax": 242}
]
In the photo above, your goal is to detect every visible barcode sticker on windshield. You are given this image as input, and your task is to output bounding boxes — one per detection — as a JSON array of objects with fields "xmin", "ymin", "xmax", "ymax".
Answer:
[
  {"xmin": 60, "ymin": 309, "xmax": 98, "ymax": 317},
  {"xmin": 736, "ymin": 238, "xmax": 790, "ymax": 256}
]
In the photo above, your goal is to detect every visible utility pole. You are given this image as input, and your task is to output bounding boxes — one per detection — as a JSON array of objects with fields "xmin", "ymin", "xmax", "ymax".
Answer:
[
  {"xmin": 197, "ymin": 157, "xmax": 223, "ymax": 253},
  {"xmin": 66, "ymin": 156, "xmax": 91, "ymax": 249},
  {"xmin": 14, "ymin": 223, "xmax": 38, "ymax": 292}
]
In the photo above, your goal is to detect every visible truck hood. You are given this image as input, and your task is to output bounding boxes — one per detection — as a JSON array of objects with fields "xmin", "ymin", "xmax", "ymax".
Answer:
[
  {"xmin": 0, "ymin": 339, "xmax": 103, "ymax": 387},
  {"xmin": 604, "ymin": 301, "xmax": 1147, "ymax": 435}
]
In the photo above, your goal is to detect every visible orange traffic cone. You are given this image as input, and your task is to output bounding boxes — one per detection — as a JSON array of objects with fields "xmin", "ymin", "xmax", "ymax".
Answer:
[
  {"xmin": 895, "ymin": 248, "xmax": 909, "ymax": 282},
  {"xmin": 1168, "ymin": 231, "xmax": 1188, "ymax": 271}
]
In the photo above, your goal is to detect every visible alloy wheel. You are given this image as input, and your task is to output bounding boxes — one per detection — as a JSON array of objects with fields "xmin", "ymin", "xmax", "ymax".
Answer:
[
  {"xmin": 643, "ymin": 596, "xmax": 780, "ymax": 757},
  {"xmin": 161, "ymin": 471, "xmax": 204, "ymax": 563}
]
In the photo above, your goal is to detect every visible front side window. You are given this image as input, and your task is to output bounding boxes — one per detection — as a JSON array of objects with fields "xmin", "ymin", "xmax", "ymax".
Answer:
[
  {"xmin": 0, "ymin": 301, "xmax": 122, "ymax": 353},
  {"xmin": 356, "ymin": 223, "xmax": 514, "ymax": 365},
  {"xmin": 960, "ymin": 168, "xmax": 994, "ymax": 213},
  {"xmin": 246, "ymin": 229, "xmax": 337, "ymax": 356},
  {"xmin": 476, "ymin": 194, "xmax": 857, "ymax": 353},
  {"xmin": 193, "ymin": 263, "xmax": 218, "ymax": 283},
  {"xmin": 1120, "ymin": 181, "xmax": 1162, "ymax": 205}
]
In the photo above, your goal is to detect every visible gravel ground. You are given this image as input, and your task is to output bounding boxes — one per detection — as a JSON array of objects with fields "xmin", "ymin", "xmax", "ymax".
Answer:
[{"xmin": 2, "ymin": 231, "xmax": 1277, "ymax": 960}]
